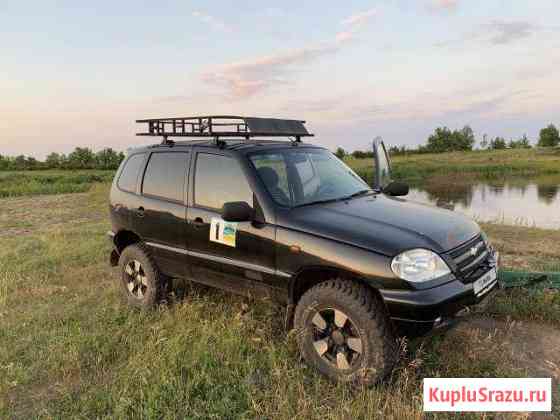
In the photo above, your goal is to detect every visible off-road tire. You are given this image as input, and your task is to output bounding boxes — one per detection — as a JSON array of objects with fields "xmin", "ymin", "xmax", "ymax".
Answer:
[
  {"xmin": 294, "ymin": 278, "xmax": 397, "ymax": 385},
  {"xmin": 118, "ymin": 243, "xmax": 165, "ymax": 309}
]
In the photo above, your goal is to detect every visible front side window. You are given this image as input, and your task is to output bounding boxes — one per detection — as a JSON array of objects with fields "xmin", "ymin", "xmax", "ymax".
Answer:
[
  {"xmin": 250, "ymin": 148, "xmax": 369, "ymax": 207},
  {"xmin": 250, "ymin": 153, "xmax": 291, "ymax": 206},
  {"xmin": 117, "ymin": 153, "xmax": 145, "ymax": 193},
  {"xmin": 142, "ymin": 152, "xmax": 189, "ymax": 202},
  {"xmin": 194, "ymin": 153, "xmax": 253, "ymax": 210}
]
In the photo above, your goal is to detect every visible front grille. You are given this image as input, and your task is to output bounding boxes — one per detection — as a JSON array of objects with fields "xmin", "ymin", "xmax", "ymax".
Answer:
[{"xmin": 447, "ymin": 235, "xmax": 494, "ymax": 284}]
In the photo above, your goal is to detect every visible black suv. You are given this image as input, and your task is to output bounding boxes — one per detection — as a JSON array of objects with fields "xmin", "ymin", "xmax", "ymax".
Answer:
[{"xmin": 108, "ymin": 116, "xmax": 499, "ymax": 385}]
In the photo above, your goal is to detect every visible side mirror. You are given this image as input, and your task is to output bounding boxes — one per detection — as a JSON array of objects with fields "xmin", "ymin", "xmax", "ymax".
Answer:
[
  {"xmin": 222, "ymin": 201, "xmax": 253, "ymax": 222},
  {"xmin": 383, "ymin": 181, "xmax": 409, "ymax": 197}
]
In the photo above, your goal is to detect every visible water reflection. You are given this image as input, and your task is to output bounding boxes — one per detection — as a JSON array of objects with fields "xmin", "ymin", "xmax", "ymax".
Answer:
[
  {"xmin": 406, "ymin": 175, "xmax": 560, "ymax": 229},
  {"xmin": 537, "ymin": 184, "xmax": 559, "ymax": 205}
]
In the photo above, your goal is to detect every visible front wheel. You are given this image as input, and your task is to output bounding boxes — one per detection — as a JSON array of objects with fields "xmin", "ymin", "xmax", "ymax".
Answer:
[{"xmin": 294, "ymin": 279, "xmax": 397, "ymax": 385}]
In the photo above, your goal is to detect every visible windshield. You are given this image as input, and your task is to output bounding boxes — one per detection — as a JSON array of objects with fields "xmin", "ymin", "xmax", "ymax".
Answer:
[{"xmin": 250, "ymin": 148, "xmax": 370, "ymax": 207}]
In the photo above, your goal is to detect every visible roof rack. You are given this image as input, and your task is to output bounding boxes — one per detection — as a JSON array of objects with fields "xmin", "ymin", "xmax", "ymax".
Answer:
[{"xmin": 136, "ymin": 115, "xmax": 314, "ymax": 145}]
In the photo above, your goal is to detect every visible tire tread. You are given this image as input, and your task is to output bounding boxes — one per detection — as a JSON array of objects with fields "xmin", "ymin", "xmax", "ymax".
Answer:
[{"xmin": 294, "ymin": 278, "xmax": 397, "ymax": 384}]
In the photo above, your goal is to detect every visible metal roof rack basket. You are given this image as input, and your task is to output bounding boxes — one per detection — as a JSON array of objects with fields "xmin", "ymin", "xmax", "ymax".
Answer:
[{"xmin": 136, "ymin": 115, "xmax": 314, "ymax": 145}]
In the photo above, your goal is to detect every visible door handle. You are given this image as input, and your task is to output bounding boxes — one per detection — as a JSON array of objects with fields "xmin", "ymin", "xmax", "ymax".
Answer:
[
  {"xmin": 192, "ymin": 217, "xmax": 205, "ymax": 228},
  {"xmin": 136, "ymin": 207, "xmax": 145, "ymax": 218}
]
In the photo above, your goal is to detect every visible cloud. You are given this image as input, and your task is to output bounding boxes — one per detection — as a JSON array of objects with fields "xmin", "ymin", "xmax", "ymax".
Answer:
[
  {"xmin": 437, "ymin": 20, "xmax": 539, "ymax": 47},
  {"xmin": 340, "ymin": 8, "xmax": 378, "ymax": 27},
  {"xmin": 430, "ymin": 0, "xmax": 458, "ymax": 11},
  {"xmin": 336, "ymin": 8, "xmax": 378, "ymax": 42},
  {"xmin": 480, "ymin": 21, "xmax": 537, "ymax": 45},
  {"xmin": 334, "ymin": 30, "xmax": 354, "ymax": 43},
  {"xmin": 192, "ymin": 11, "xmax": 231, "ymax": 32},
  {"xmin": 275, "ymin": 85, "xmax": 532, "ymax": 129},
  {"xmin": 201, "ymin": 43, "xmax": 340, "ymax": 100},
  {"xmin": 202, "ymin": 9, "xmax": 379, "ymax": 100}
]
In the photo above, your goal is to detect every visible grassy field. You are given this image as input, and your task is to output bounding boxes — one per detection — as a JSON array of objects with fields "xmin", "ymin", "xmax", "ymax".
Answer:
[
  {"xmin": 348, "ymin": 147, "xmax": 560, "ymax": 183},
  {"xmin": 0, "ymin": 170, "xmax": 114, "ymax": 198},
  {"xmin": 1, "ymin": 177, "xmax": 559, "ymax": 417}
]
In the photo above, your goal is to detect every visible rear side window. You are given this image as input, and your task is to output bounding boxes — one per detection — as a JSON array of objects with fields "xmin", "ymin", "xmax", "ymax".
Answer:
[
  {"xmin": 142, "ymin": 152, "xmax": 189, "ymax": 202},
  {"xmin": 194, "ymin": 153, "xmax": 253, "ymax": 210},
  {"xmin": 117, "ymin": 153, "xmax": 145, "ymax": 193}
]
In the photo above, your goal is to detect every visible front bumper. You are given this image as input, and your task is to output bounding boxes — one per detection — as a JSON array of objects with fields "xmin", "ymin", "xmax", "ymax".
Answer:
[
  {"xmin": 380, "ymin": 276, "xmax": 498, "ymax": 324},
  {"xmin": 380, "ymin": 248, "xmax": 499, "ymax": 325}
]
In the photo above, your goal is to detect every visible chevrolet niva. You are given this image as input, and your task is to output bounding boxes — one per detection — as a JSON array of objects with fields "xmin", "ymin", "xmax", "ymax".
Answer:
[{"xmin": 108, "ymin": 116, "xmax": 499, "ymax": 385}]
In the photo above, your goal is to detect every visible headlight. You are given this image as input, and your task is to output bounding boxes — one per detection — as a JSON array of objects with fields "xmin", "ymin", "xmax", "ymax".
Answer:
[{"xmin": 391, "ymin": 249, "xmax": 451, "ymax": 283}]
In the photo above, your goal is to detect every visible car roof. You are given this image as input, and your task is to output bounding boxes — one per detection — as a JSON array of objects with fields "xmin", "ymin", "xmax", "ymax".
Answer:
[{"xmin": 126, "ymin": 139, "xmax": 326, "ymax": 156}]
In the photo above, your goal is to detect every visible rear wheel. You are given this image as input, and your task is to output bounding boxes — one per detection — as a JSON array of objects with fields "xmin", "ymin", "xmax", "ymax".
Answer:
[
  {"xmin": 294, "ymin": 278, "xmax": 397, "ymax": 385},
  {"xmin": 118, "ymin": 244, "xmax": 164, "ymax": 309}
]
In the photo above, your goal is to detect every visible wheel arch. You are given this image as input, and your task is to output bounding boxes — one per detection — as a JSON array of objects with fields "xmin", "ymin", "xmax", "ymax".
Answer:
[
  {"xmin": 286, "ymin": 265, "xmax": 385, "ymax": 329},
  {"xmin": 113, "ymin": 230, "xmax": 142, "ymax": 253}
]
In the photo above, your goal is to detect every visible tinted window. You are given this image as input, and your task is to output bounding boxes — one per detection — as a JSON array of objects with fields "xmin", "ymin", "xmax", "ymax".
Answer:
[
  {"xmin": 293, "ymin": 153, "xmax": 320, "ymax": 197},
  {"xmin": 142, "ymin": 152, "xmax": 189, "ymax": 202},
  {"xmin": 194, "ymin": 153, "xmax": 253, "ymax": 210},
  {"xmin": 250, "ymin": 149, "xmax": 369, "ymax": 207},
  {"xmin": 118, "ymin": 153, "xmax": 145, "ymax": 193},
  {"xmin": 295, "ymin": 157, "xmax": 314, "ymax": 183},
  {"xmin": 250, "ymin": 153, "xmax": 291, "ymax": 206}
]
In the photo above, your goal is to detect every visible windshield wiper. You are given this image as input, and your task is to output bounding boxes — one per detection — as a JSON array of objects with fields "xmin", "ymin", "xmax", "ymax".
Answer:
[
  {"xmin": 293, "ymin": 197, "xmax": 345, "ymax": 208},
  {"xmin": 346, "ymin": 189, "xmax": 373, "ymax": 199},
  {"xmin": 335, "ymin": 189, "xmax": 374, "ymax": 202},
  {"xmin": 294, "ymin": 190, "xmax": 373, "ymax": 208}
]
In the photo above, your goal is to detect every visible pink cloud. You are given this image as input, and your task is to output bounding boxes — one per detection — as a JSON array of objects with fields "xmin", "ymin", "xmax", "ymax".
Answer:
[
  {"xmin": 336, "ymin": 7, "xmax": 378, "ymax": 42},
  {"xmin": 335, "ymin": 30, "xmax": 354, "ymax": 43},
  {"xmin": 430, "ymin": 0, "xmax": 458, "ymax": 11},
  {"xmin": 202, "ymin": 9, "xmax": 379, "ymax": 100},
  {"xmin": 340, "ymin": 8, "xmax": 379, "ymax": 27},
  {"xmin": 201, "ymin": 44, "xmax": 339, "ymax": 100}
]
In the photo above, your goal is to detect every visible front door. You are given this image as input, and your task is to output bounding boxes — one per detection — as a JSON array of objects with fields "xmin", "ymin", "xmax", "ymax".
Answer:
[{"xmin": 186, "ymin": 150, "xmax": 278, "ymax": 297}]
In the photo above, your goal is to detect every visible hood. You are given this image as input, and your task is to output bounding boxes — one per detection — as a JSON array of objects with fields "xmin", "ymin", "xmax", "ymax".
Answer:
[{"xmin": 284, "ymin": 194, "xmax": 480, "ymax": 256}]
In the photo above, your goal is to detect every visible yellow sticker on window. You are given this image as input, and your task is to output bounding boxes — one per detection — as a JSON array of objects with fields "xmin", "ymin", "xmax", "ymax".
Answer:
[{"xmin": 209, "ymin": 217, "xmax": 237, "ymax": 247}]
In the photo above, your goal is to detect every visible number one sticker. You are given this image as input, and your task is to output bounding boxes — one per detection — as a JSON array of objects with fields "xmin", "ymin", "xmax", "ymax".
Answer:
[{"xmin": 210, "ymin": 218, "xmax": 237, "ymax": 247}]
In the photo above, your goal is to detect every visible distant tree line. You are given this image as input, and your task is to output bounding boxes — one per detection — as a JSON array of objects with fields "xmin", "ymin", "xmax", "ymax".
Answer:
[
  {"xmin": 334, "ymin": 123, "xmax": 559, "ymax": 158},
  {"xmin": 0, "ymin": 147, "xmax": 124, "ymax": 171}
]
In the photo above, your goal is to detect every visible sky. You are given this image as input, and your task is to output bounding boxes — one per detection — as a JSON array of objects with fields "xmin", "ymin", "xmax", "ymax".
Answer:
[{"xmin": 1, "ymin": 0, "xmax": 559, "ymax": 158}]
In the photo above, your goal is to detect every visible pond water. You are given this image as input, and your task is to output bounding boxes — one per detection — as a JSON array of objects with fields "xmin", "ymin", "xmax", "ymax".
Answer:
[{"xmin": 406, "ymin": 175, "xmax": 560, "ymax": 229}]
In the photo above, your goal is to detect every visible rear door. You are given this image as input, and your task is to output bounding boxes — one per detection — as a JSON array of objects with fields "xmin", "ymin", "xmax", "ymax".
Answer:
[
  {"xmin": 111, "ymin": 152, "xmax": 147, "ymax": 232},
  {"xmin": 186, "ymin": 150, "xmax": 278, "ymax": 297},
  {"xmin": 133, "ymin": 151, "xmax": 191, "ymax": 278}
]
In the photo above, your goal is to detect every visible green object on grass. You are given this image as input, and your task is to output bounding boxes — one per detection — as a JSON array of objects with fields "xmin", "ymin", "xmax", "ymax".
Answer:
[{"xmin": 498, "ymin": 270, "xmax": 560, "ymax": 289}]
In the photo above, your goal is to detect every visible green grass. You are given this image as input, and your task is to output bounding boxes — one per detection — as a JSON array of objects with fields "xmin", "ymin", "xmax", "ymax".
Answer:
[
  {"xmin": 0, "ymin": 170, "xmax": 114, "ymax": 197},
  {"xmin": 2, "ymin": 154, "xmax": 560, "ymax": 417},
  {"xmin": 347, "ymin": 148, "xmax": 560, "ymax": 183},
  {"xmin": 486, "ymin": 287, "xmax": 560, "ymax": 325},
  {"xmin": 478, "ymin": 223, "xmax": 560, "ymax": 325},
  {"xmin": 1, "ymin": 184, "xmax": 559, "ymax": 418}
]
